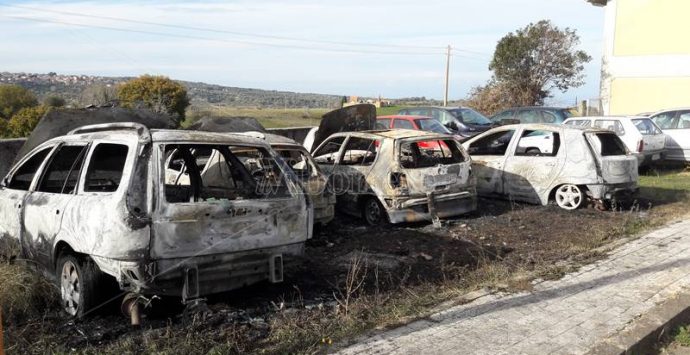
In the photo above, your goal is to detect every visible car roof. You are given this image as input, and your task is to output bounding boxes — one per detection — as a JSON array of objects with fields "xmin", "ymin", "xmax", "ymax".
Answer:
[
  {"xmin": 489, "ymin": 123, "xmax": 612, "ymax": 134},
  {"xmin": 328, "ymin": 128, "xmax": 452, "ymax": 140},
  {"xmin": 564, "ymin": 116, "xmax": 649, "ymax": 121},
  {"xmin": 52, "ymin": 127, "xmax": 269, "ymax": 146},
  {"xmin": 377, "ymin": 115, "xmax": 433, "ymax": 120},
  {"xmin": 649, "ymin": 108, "xmax": 690, "ymax": 115}
]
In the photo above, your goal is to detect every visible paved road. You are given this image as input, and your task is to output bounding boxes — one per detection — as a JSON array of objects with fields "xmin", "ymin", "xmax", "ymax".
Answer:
[{"xmin": 337, "ymin": 219, "xmax": 690, "ymax": 355}]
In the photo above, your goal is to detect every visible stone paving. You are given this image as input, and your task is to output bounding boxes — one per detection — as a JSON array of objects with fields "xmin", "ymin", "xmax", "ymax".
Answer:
[{"xmin": 337, "ymin": 219, "xmax": 690, "ymax": 355}]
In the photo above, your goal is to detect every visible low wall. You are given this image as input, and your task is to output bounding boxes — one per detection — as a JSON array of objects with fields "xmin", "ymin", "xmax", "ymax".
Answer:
[
  {"xmin": 267, "ymin": 126, "xmax": 314, "ymax": 145},
  {"xmin": 0, "ymin": 139, "xmax": 26, "ymax": 179}
]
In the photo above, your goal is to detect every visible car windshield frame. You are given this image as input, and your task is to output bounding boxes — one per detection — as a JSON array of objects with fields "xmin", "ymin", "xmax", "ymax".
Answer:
[{"xmin": 450, "ymin": 108, "xmax": 492, "ymax": 125}]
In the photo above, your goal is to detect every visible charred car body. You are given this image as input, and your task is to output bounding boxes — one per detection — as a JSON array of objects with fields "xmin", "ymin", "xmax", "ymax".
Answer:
[
  {"xmin": 312, "ymin": 129, "xmax": 477, "ymax": 224},
  {"xmin": 462, "ymin": 124, "xmax": 639, "ymax": 210},
  {"xmin": 0, "ymin": 122, "xmax": 312, "ymax": 316},
  {"xmin": 187, "ymin": 117, "xmax": 335, "ymax": 226}
]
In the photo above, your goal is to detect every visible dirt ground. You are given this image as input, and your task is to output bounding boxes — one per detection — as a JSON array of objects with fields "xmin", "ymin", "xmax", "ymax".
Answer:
[{"xmin": 5, "ymin": 189, "xmax": 672, "ymax": 353}]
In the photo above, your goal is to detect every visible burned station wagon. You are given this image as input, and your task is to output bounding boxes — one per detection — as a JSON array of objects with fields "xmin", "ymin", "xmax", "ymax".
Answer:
[
  {"xmin": 311, "ymin": 129, "xmax": 477, "ymax": 225},
  {"xmin": 0, "ymin": 123, "xmax": 312, "ymax": 317},
  {"xmin": 462, "ymin": 124, "xmax": 639, "ymax": 210}
]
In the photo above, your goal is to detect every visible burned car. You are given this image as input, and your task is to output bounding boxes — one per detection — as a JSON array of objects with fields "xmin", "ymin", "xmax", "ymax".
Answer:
[
  {"xmin": 311, "ymin": 129, "xmax": 477, "ymax": 225},
  {"xmin": 187, "ymin": 117, "xmax": 335, "ymax": 226},
  {"xmin": 462, "ymin": 124, "xmax": 639, "ymax": 210},
  {"xmin": 0, "ymin": 123, "xmax": 312, "ymax": 317}
]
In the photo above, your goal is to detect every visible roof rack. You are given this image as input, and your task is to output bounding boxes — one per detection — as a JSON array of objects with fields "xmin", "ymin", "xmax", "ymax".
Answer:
[{"xmin": 68, "ymin": 122, "xmax": 151, "ymax": 144}]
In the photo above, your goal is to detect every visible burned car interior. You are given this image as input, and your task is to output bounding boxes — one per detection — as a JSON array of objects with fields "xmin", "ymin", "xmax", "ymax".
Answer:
[{"xmin": 164, "ymin": 144, "xmax": 290, "ymax": 203}]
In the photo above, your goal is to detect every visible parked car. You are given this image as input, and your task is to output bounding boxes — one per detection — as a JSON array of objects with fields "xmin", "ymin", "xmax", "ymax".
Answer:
[
  {"xmin": 186, "ymin": 117, "xmax": 336, "ymax": 226},
  {"xmin": 311, "ymin": 129, "xmax": 477, "ymax": 225},
  {"xmin": 563, "ymin": 116, "xmax": 666, "ymax": 167},
  {"xmin": 647, "ymin": 108, "xmax": 690, "ymax": 163},
  {"xmin": 490, "ymin": 107, "xmax": 575, "ymax": 125},
  {"xmin": 376, "ymin": 115, "xmax": 459, "ymax": 149},
  {"xmin": 397, "ymin": 106, "xmax": 494, "ymax": 138},
  {"xmin": 0, "ymin": 123, "xmax": 312, "ymax": 317},
  {"xmin": 462, "ymin": 124, "xmax": 639, "ymax": 210}
]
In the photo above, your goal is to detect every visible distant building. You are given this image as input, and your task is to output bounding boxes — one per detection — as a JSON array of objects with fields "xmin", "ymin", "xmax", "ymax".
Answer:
[
  {"xmin": 588, "ymin": 0, "xmax": 690, "ymax": 114},
  {"xmin": 344, "ymin": 95, "xmax": 392, "ymax": 108}
]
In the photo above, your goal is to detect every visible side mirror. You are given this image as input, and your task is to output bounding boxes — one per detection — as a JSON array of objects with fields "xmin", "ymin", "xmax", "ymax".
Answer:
[{"xmin": 446, "ymin": 122, "xmax": 458, "ymax": 130}]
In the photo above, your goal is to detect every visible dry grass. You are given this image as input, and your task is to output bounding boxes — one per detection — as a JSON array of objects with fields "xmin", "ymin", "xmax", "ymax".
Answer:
[{"xmin": 2, "ymin": 169, "xmax": 689, "ymax": 355}]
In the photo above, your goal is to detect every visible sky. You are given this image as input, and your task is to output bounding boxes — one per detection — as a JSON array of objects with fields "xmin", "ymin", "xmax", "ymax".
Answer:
[{"xmin": 0, "ymin": 0, "xmax": 605, "ymax": 104}]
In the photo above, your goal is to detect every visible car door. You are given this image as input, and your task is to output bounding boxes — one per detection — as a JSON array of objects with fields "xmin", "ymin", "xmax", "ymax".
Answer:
[
  {"xmin": 503, "ymin": 128, "xmax": 563, "ymax": 204},
  {"xmin": 660, "ymin": 111, "xmax": 690, "ymax": 162},
  {"xmin": 332, "ymin": 136, "xmax": 380, "ymax": 211},
  {"xmin": 464, "ymin": 129, "xmax": 516, "ymax": 196},
  {"xmin": 22, "ymin": 143, "xmax": 89, "ymax": 268},
  {"xmin": 650, "ymin": 111, "xmax": 683, "ymax": 160},
  {"xmin": 0, "ymin": 146, "xmax": 54, "ymax": 257}
]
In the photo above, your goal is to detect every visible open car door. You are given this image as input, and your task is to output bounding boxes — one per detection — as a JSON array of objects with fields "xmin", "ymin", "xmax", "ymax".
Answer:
[{"xmin": 310, "ymin": 104, "xmax": 377, "ymax": 153}]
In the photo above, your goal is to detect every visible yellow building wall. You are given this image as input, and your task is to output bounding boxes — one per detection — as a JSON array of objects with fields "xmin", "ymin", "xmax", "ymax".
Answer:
[
  {"xmin": 609, "ymin": 77, "xmax": 690, "ymax": 115},
  {"xmin": 614, "ymin": 0, "xmax": 690, "ymax": 56}
]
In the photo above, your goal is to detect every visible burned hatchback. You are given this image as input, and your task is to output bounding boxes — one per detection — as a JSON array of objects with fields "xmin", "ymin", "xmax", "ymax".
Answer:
[
  {"xmin": 312, "ymin": 129, "xmax": 477, "ymax": 225},
  {"xmin": 0, "ymin": 123, "xmax": 312, "ymax": 317}
]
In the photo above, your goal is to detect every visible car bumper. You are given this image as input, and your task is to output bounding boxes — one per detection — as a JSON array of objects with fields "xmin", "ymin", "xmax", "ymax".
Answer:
[
  {"xmin": 586, "ymin": 182, "xmax": 638, "ymax": 201},
  {"xmin": 100, "ymin": 243, "xmax": 305, "ymax": 299},
  {"xmin": 385, "ymin": 190, "xmax": 477, "ymax": 224}
]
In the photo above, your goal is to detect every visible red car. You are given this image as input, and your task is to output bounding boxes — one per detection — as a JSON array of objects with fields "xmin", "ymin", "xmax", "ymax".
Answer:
[{"xmin": 376, "ymin": 115, "xmax": 460, "ymax": 150}]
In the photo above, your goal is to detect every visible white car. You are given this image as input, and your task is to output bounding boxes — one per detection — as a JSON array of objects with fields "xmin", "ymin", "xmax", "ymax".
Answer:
[
  {"xmin": 463, "ymin": 124, "xmax": 639, "ymax": 210},
  {"xmin": 647, "ymin": 108, "xmax": 690, "ymax": 163},
  {"xmin": 563, "ymin": 116, "xmax": 666, "ymax": 168}
]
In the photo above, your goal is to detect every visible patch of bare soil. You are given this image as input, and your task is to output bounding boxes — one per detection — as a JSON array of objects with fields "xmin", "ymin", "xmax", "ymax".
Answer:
[{"xmin": 1, "ymin": 198, "xmax": 668, "ymax": 354}]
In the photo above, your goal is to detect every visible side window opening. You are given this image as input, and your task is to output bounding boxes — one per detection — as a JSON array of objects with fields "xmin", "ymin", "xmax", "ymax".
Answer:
[
  {"xmin": 37, "ymin": 145, "xmax": 88, "ymax": 194},
  {"xmin": 651, "ymin": 112, "xmax": 677, "ymax": 129},
  {"xmin": 590, "ymin": 133, "xmax": 628, "ymax": 156},
  {"xmin": 313, "ymin": 137, "xmax": 345, "ymax": 164},
  {"xmin": 632, "ymin": 119, "xmax": 662, "ymax": 135},
  {"xmin": 7, "ymin": 147, "xmax": 52, "ymax": 191},
  {"xmin": 164, "ymin": 144, "xmax": 289, "ymax": 203},
  {"xmin": 399, "ymin": 139, "xmax": 467, "ymax": 169},
  {"xmin": 84, "ymin": 143, "xmax": 129, "ymax": 193},
  {"xmin": 277, "ymin": 148, "xmax": 314, "ymax": 179},
  {"xmin": 515, "ymin": 130, "xmax": 561, "ymax": 157},
  {"xmin": 467, "ymin": 130, "xmax": 515, "ymax": 156},
  {"xmin": 341, "ymin": 137, "xmax": 379, "ymax": 166}
]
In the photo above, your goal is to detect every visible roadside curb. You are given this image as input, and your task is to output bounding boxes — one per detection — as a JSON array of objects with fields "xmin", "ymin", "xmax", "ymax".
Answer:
[{"xmin": 586, "ymin": 290, "xmax": 690, "ymax": 355}]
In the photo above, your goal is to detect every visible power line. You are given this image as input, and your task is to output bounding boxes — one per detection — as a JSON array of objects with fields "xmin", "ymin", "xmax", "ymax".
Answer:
[
  {"xmin": 0, "ymin": 3, "xmax": 448, "ymax": 51},
  {"xmin": 4, "ymin": 15, "xmax": 451, "ymax": 56}
]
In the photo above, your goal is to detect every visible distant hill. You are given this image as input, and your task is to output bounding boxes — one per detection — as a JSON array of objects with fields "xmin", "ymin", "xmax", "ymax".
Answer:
[{"xmin": 0, "ymin": 72, "xmax": 344, "ymax": 109}]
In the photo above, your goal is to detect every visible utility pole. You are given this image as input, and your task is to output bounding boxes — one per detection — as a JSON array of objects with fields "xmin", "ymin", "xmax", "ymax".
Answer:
[{"xmin": 443, "ymin": 45, "xmax": 451, "ymax": 107}]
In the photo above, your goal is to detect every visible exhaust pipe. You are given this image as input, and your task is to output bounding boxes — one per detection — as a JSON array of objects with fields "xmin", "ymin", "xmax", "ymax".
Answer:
[{"xmin": 121, "ymin": 293, "xmax": 141, "ymax": 327}]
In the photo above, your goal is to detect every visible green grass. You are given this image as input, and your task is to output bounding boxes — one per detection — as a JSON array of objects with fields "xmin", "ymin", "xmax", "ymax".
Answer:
[
  {"xmin": 376, "ymin": 105, "xmax": 403, "ymax": 116},
  {"xmin": 673, "ymin": 325, "xmax": 690, "ymax": 347},
  {"xmin": 183, "ymin": 107, "xmax": 329, "ymax": 129},
  {"xmin": 639, "ymin": 168, "xmax": 690, "ymax": 201}
]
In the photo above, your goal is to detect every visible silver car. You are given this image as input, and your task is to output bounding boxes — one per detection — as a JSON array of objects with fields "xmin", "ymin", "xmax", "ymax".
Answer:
[
  {"xmin": 463, "ymin": 124, "xmax": 639, "ymax": 210},
  {"xmin": 0, "ymin": 123, "xmax": 312, "ymax": 317}
]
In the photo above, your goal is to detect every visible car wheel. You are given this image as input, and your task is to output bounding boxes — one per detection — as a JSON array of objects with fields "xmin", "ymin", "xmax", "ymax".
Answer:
[
  {"xmin": 57, "ymin": 254, "xmax": 102, "ymax": 318},
  {"xmin": 554, "ymin": 184, "xmax": 584, "ymax": 210},
  {"xmin": 363, "ymin": 197, "xmax": 387, "ymax": 225}
]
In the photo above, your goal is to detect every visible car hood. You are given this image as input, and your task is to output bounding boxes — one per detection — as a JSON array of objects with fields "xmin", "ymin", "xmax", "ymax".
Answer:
[
  {"xmin": 15, "ymin": 107, "xmax": 175, "ymax": 162},
  {"xmin": 310, "ymin": 104, "xmax": 376, "ymax": 153}
]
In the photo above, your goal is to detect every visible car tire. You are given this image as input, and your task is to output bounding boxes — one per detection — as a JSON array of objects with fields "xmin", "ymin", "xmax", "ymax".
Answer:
[
  {"xmin": 57, "ymin": 254, "xmax": 103, "ymax": 318},
  {"xmin": 362, "ymin": 196, "xmax": 388, "ymax": 226},
  {"xmin": 554, "ymin": 184, "xmax": 584, "ymax": 210}
]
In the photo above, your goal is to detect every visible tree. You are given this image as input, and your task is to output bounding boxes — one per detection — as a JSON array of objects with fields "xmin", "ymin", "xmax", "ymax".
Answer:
[
  {"xmin": 117, "ymin": 75, "xmax": 190, "ymax": 126},
  {"xmin": 79, "ymin": 84, "xmax": 117, "ymax": 107},
  {"xmin": 466, "ymin": 80, "xmax": 534, "ymax": 116},
  {"xmin": 0, "ymin": 117, "xmax": 9, "ymax": 138},
  {"xmin": 8, "ymin": 106, "xmax": 48, "ymax": 138},
  {"xmin": 488, "ymin": 20, "xmax": 591, "ymax": 105},
  {"xmin": 0, "ymin": 85, "xmax": 38, "ymax": 120},
  {"xmin": 44, "ymin": 95, "xmax": 66, "ymax": 108}
]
